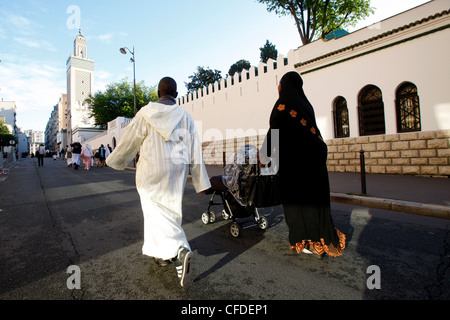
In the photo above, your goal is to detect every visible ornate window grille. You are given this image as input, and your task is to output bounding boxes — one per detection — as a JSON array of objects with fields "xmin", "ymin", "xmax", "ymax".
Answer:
[
  {"xmin": 333, "ymin": 96, "xmax": 350, "ymax": 138},
  {"xmin": 358, "ymin": 85, "xmax": 386, "ymax": 136},
  {"xmin": 396, "ymin": 82, "xmax": 421, "ymax": 132}
]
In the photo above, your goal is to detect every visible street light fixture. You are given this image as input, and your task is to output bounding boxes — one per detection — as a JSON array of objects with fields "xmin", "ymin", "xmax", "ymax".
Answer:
[{"xmin": 120, "ymin": 46, "xmax": 137, "ymax": 115}]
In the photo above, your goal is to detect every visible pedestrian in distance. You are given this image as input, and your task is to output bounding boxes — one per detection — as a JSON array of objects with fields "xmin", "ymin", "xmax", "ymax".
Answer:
[
  {"xmin": 94, "ymin": 150, "xmax": 100, "ymax": 167},
  {"xmin": 37, "ymin": 144, "xmax": 45, "ymax": 167},
  {"xmin": 98, "ymin": 144, "xmax": 106, "ymax": 167},
  {"xmin": 81, "ymin": 143, "xmax": 94, "ymax": 170},
  {"xmin": 106, "ymin": 77, "xmax": 211, "ymax": 287},
  {"xmin": 71, "ymin": 141, "xmax": 82, "ymax": 170},
  {"xmin": 262, "ymin": 71, "xmax": 346, "ymax": 258},
  {"xmin": 104, "ymin": 144, "xmax": 111, "ymax": 167},
  {"xmin": 66, "ymin": 145, "xmax": 73, "ymax": 167}
]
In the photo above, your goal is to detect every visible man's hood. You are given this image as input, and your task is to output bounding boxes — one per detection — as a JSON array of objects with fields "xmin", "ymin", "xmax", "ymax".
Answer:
[{"xmin": 140, "ymin": 102, "xmax": 186, "ymax": 141}]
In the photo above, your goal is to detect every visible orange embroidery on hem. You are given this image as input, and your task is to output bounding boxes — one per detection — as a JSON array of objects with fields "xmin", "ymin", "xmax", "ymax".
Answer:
[
  {"xmin": 277, "ymin": 104, "xmax": 286, "ymax": 111},
  {"xmin": 290, "ymin": 110, "xmax": 298, "ymax": 118},
  {"xmin": 310, "ymin": 127, "xmax": 316, "ymax": 134},
  {"xmin": 289, "ymin": 229, "xmax": 346, "ymax": 258},
  {"xmin": 300, "ymin": 118, "xmax": 307, "ymax": 126}
]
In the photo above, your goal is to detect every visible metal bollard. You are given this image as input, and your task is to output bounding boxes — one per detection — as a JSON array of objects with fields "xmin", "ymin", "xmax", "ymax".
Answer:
[
  {"xmin": 360, "ymin": 150, "xmax": 367, "ymax": 195},
  {"xmin": 223, "ymin": 151, "xmax": 226, "ymax": 168}
]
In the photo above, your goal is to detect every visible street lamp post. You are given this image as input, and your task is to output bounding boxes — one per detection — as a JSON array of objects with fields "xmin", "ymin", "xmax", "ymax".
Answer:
[
  {"xmin": 8, "ymin": 139, "xmax": 16, "ymax": 163},
  {"xmin": 119, "ymin": 46, "xmax": 137, "ymax": 115}
]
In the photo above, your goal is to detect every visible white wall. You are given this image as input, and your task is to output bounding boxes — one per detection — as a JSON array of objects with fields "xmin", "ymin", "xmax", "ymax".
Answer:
[
  {"xmin": 179, "ymin": 52, "xmax": 296, "ymax": 143},
  {"xmin": 82, "ymin": 117, "xmax": 131, "ymax": 151},
  {"xmin": 85, "ymin": 0, "xmax": 450, "ymax": 166},
  {"xmin": 176, "ymin": 0, "xmax": 450, "ymax": 143},
  {"xmin": 300, "ymin": 22, "xmax": 450, "ymax": 138}
]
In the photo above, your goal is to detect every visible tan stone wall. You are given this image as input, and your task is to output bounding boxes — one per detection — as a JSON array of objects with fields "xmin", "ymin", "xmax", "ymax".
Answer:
[
  {"xmin": 202, "ymin": 136, "xmax": 263, "ymax": 166},
  {"xmin": 202, "ymin": 130, "xmax": 450, "ymax": 177},
  {"xmin": 326, "ymin": 130, "xmax": 450, "ymax": 177}
]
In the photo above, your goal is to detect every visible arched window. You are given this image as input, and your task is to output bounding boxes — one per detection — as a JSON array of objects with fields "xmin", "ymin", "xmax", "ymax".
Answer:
[
  {"xmin": 333, "ymin": 96, "xmax": 350, "ymax": 138},
  {"xmin": 358, "ymin": 85, "xmax": 386, "ymax": 136},
  {"xmin": 396, "ymin": 82, "xmax": 421, "ymax": 132}
]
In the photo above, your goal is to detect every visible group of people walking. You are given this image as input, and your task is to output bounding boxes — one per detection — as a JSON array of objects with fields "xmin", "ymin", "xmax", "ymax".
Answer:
[
  {"xmin": 35, "ymin": 74, "xmax": 345, "ymax": 287},
  {"xmin": 65, "ymin": 142, "xmax": 111, "ymax": 170},
  {"xmin": 105, "ymin": 73, "xmax": 345, "ymax": 288}
]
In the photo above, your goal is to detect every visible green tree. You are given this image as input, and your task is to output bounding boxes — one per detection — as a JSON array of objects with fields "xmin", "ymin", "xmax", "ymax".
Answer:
[
  {"xmin": 257, "ymin": 0, "xmax": 374, "ymax": 45},
  {"xmin": 228, "ymin": 59, "xmax": 251, "ymax": 76},
  {"xmin": 0, "ymin": 134, "xmax": 17, "ymax": 147},
  {"xmin": 0, "ymin": 120, "xmax": 10, "ymax": 135},
  {"xmin": 85, "ymin": 78, "xmax": 158, "ymax": 127},
  {"xmin": 185, "ymin": 66, "xmax": 222, "ymax": 93},
  {"xmin": 260, "ymin": 40, "xmax": 278, "ymax": 63},
  {"xmin": 0, "ymin": 121, "xmax": 17, "ymax": 147}
]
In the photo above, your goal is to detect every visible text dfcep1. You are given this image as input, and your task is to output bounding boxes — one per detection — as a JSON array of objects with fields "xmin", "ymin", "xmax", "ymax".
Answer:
[{"xmin": 180, "ymin": 303, "xmax": 268, "ymax": 317}]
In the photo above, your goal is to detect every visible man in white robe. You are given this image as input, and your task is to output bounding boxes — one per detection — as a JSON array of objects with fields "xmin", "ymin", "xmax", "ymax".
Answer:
[{"xmin": 106, "ymin": 77, "xmax": 210, "ymax": 287}]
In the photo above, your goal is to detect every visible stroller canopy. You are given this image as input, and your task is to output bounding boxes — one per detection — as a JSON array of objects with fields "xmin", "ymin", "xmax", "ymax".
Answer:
[{"xmin": 222, "ymin": 144, "xmax": 259, "ymax": 206}]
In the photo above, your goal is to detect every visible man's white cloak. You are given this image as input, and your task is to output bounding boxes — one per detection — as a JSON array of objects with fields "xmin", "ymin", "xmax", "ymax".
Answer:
[{"xmin": 106, "ymin": 102, "xmax": 211, "ymax": 260}]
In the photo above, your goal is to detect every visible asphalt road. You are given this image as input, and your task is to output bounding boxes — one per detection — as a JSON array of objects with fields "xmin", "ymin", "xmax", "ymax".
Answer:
[{"xmin": 0, "ymin": 158, "xmax": 449, "ymax": 306}]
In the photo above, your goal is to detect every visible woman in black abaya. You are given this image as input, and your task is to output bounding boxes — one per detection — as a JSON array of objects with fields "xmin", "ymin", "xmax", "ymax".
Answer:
[{"xmin": 264, "ymin": 71, "xmax": 345, "ymax": 257}]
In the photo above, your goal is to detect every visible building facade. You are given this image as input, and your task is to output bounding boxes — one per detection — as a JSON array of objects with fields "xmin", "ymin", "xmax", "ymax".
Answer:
[
  {"xmin": 45, "ymin": 105, "xmax": 59, "ymax": 153},
  {"xmin": 83, "ymin": 0, "xmax": 450, "ymax": 177},
  {"xmin": 0, "ymin": 101, "xmax": 18, "ymax": 136},
  {"xmin": 174, "ymin": 0, "xmax": 450, "ymax": 176},
  {"xmin": 0, "ymin": 101, "xmax": 19, "ymax": 162},
  {"xmin": 46, "ymin": 29, "xmax": 101, "ymax": 149},
  {"xmin": 66, "ymin": 29, "xmax": 97, "ymax": 143},
  {"xmin": 24, "ymin": 129, "xmax": 44, "ymax": 156}
]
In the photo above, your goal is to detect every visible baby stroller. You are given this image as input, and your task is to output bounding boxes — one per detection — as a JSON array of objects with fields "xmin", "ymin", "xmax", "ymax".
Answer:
[{"xmin": 201, "ymin": 145, "xmax": 280, "ymax": 238}]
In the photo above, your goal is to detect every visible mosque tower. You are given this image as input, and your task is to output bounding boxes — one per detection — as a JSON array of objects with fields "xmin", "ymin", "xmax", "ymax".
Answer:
[{"xmin": 66, "ymin": 28, "xmax": 95, "ymax": 143}]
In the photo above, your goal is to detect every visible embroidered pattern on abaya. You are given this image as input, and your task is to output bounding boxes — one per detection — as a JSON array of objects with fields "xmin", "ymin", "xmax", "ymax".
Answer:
[{"xmin": 267, "ymin": 71, "xmax": 346, "ymax": 257}]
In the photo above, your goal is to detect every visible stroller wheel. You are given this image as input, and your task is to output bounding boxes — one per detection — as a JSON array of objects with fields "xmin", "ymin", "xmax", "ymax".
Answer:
[
  {"xmin": 201, "ymin": 212, "xmax": 210, "ymax": 224},
  {"xmin": 202, "ymin": 211, "xmax": 216, "ymax": 225},
  {"xmin": 230, "ymin": 222, "xmax": 241, "ymax": 238},
  {"xmin": 258, "ymin": 216, "xmax": 269, "ymax": 230},
  {"xmin": 209, "ymin": 211, "xmax": 216, "ymax": 223},
  {"xmin": 221, "ymin": 209, "xmax": 230, "ymax": 221}
]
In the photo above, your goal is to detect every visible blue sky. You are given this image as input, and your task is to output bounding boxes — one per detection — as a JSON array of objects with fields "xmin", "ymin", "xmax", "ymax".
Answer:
[{"xmin": 0, "ymin": 0, "xmax": 430, "ymax": 132}]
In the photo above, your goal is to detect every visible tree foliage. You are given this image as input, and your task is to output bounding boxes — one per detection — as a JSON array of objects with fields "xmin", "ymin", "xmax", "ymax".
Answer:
[
  {"xmin": 0, "ymin": 121, "xmax": 16, "ymax": 147},
  {"xmin": 257, "ymin": 0, "xmax": 374, "ymax": 45},
  {"xmin": 0, "ymin": 121, "xmax": 17, "ymax": 147},
  {"xmin": 85, "ymin": 79, "xmax": 158, "ymax": 127},
  {"xmin": 0, "ymin": 121, "xmax": 10, "ymax": 135},
  {"xmin": 0, "ymin": 134, "xmax": 17, "ymax": 147},
  {"xmin": 260, "ymin": 40, "xmax": 278, "ymax": 63},
  {"xmin": 185, "ymin": 66, "xmax": 222, "ymax": 93},
  {"xmin": 228, "ymin": 59, "xmax": 251, "ymax": 77}
]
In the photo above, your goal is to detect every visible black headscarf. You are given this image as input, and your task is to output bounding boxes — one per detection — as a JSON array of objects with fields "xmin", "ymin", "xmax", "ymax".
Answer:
[
  {"xmin": 271, "ymin": 71, "xmax": 321, "ymax": 138},
  {"xmin": 267, "ymin": 71, "xmax": 329, "ymax": 205},
  {"xmin": 279, "ymin": 71, "xmax": 308, "ymax": 109}
]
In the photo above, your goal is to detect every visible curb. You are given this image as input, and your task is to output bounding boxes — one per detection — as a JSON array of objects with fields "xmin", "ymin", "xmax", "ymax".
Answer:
[
  {"xmin": 330, "ymin": 193, "xmax": 450, "ymax": 220},
  {"xmin": 127, "ymin": 168, "xmax": 450, "ymax": 220}
]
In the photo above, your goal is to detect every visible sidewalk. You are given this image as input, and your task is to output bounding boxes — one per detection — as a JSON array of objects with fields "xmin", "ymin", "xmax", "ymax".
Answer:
[
  {"xmin": 205, "ymin": 165, "xmax": 450, "ymax": 220},
  {"xmin": 78, "ymin": 161, "xmax": 448, "ymax": 219},
  {"xmin": 1, "ymin": 159, "xmax": 449, "ymax": 219}
]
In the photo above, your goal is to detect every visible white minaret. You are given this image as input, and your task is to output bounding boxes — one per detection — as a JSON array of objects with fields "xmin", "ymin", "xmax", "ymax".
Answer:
[{"xmin": 66, "ymin": 28, "xmax": 95, "ymax": 142}]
